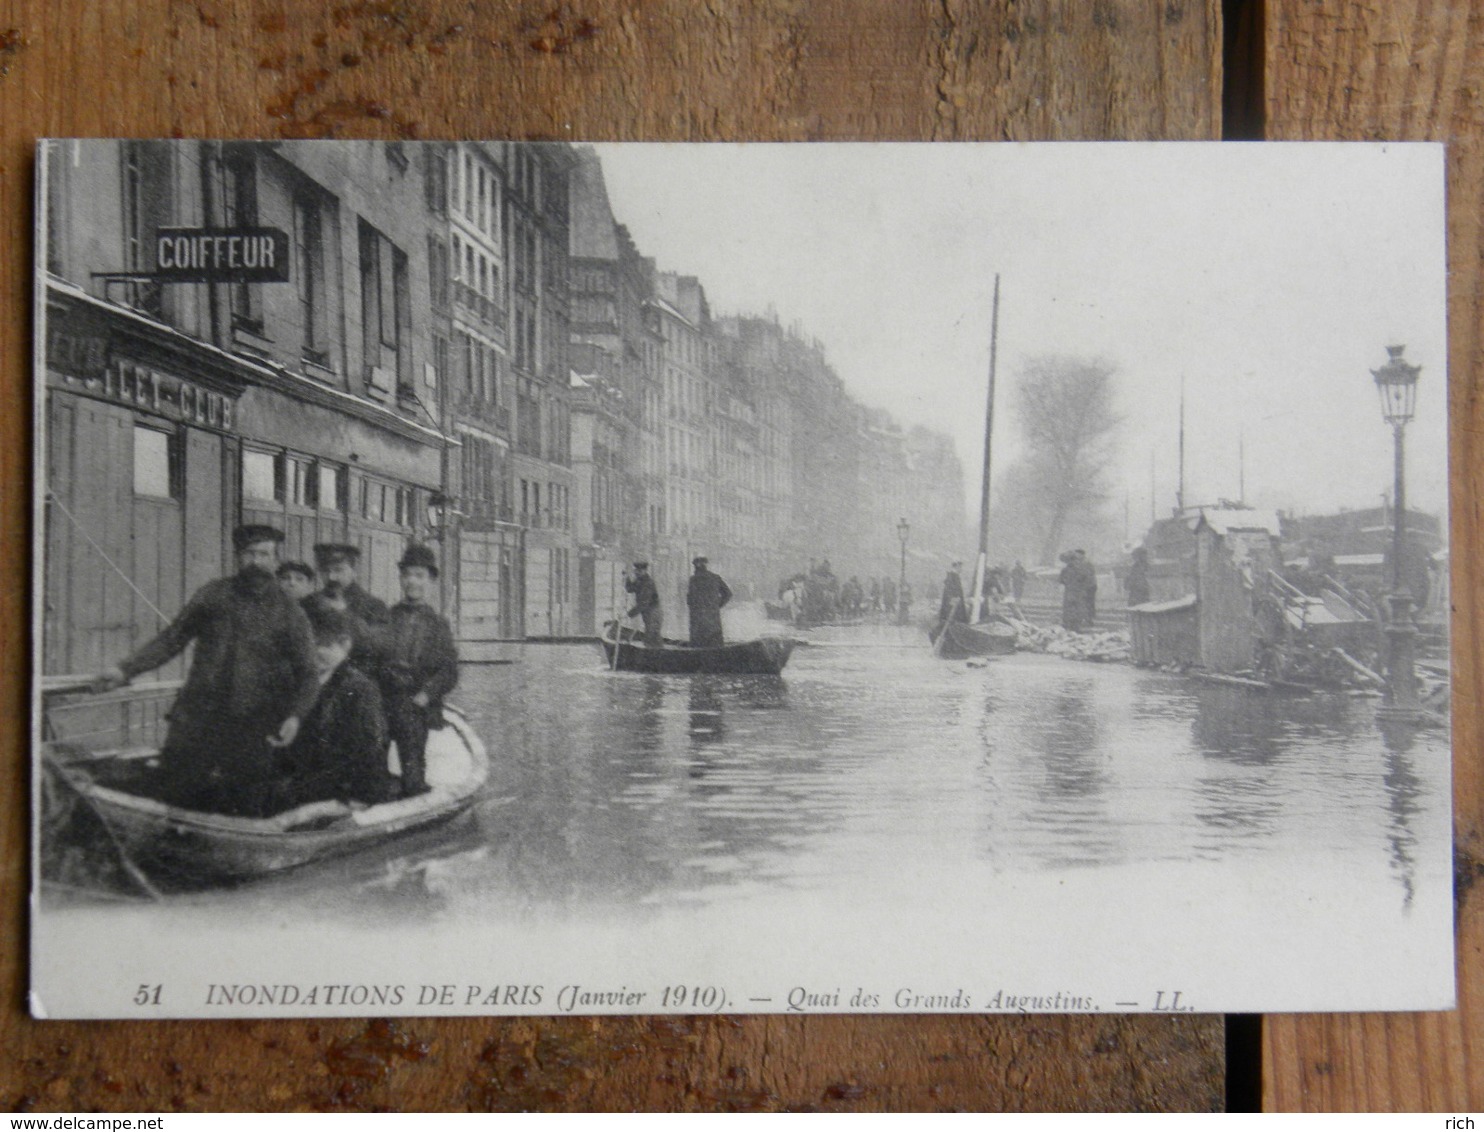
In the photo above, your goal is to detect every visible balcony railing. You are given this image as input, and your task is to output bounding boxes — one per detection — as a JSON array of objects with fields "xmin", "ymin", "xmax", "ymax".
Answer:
[{"xmin": 453, "ymin": 282, "xmax": 507, "ymax": 333}]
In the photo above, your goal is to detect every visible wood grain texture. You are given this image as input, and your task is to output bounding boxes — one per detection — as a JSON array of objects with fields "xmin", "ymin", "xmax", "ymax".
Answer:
[
  {"xmin": 1263, "ymin": 1, "xmax": 1483, "ymax": 1112},
  {"xmin": 0, "ymin": 0, "xmax": 1224, "ymax": 1112}
]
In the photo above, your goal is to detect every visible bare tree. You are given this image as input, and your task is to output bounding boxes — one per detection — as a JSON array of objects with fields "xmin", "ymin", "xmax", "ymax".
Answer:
[{"xmin": 997, "ymin": 355, "xmax": 1120, "ymax": 565}]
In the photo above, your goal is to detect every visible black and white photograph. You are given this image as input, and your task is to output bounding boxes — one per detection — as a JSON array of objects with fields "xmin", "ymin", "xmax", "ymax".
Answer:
[{"xmin": 32, "ymin": 140, "xmax": 1452, "ymax": 1018}]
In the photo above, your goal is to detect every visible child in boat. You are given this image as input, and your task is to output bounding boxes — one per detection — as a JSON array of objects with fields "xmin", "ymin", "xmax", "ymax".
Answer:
[
  {"xmin": 380, "ymin": 544, "xmax": 458, "ymax": 799},
  {"xmin": 280, "ymin": 605, "xmax": 396, "ymax": 809}
]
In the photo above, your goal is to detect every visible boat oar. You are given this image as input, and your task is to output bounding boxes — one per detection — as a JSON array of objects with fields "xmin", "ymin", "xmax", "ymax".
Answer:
[{"xmin": 40, "ymin": 748, "xmax": 163, "ymax": 901}]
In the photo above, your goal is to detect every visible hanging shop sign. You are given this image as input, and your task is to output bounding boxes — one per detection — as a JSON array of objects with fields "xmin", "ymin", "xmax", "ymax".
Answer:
[{"xmin": 153, "ymin": 226, "xmax": 291, "ymax": 283}]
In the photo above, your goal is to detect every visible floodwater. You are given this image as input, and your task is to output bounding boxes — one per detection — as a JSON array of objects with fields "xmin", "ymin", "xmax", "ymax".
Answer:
[
  {"xmin": 212, "ymin": 610, "xmax": 1450, "ymax": 925},
  {"xmin": 37, "ymin": 608, "xmax": 1456, "ymax": 1016}
]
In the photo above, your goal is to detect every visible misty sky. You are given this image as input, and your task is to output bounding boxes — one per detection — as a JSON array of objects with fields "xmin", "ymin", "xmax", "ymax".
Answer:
[{"xmin": 592, "ymin": 142, "xmax": 1449, "ymax": 531}]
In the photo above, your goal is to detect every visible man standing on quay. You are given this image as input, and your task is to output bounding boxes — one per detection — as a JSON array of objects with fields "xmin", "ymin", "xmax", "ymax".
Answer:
[
  {"xmin": 626, "ymin": 560, "xmax": 663, "ymax": 647},
  {"xmin": 686, "ymin": 556, "xmax": 732, "ymax": 647},
  {"xmin": 93, "ymin": 524, "xmax": 318, "ymax": 817}
]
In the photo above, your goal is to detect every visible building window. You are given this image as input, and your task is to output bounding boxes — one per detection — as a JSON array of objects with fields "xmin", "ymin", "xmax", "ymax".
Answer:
[
  {"xmin": 242, "ymin": 449, "xmax": 281, "ymax": 503},
  {"xmin": 358, "ymin": 220, "xmax": 408, "ymax": 394},
  {"xmin": 133, "ymin": 425, "xmax": 177, "ymax": 499},
  {"xmin": 120, "ymin": 142, "xmax": 166, "ymax": 318},
  {"xmin": 428, "ymin": 235, "xmax": 450, "ymax": 310},
  {"xmin": 287, "ymin": 455, "xmax": 317, "ymax": 508},
  {"xmin": 294, "ymin": 195, "xmax": 329, "ymax": 365},
  {"xmin": 425, "ymin": 145, "xmax": 449, "ymax": 215},
  {"xmin": 221, "ymin": 148, "xmax": 262, "ymax": 334},
  {"xmin": 318, "ymin": 463, "xmax": 344, "ymax": 511},
  {"xmin": 431, "ymin": 332, "xmax": 448, "ymax": 393}
]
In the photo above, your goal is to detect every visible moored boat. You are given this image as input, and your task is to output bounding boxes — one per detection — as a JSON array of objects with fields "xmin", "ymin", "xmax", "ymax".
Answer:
[
  {"xmin": 43, "ymin": 703, "xmax": 489, "ymax": 888},
  {"xmin": 598, "ymin": 626, "xmax": 795, "ymax": 675},
  {"xmin": 928, "ymin": 618, "xmax": 1018, "ymax": 660}
]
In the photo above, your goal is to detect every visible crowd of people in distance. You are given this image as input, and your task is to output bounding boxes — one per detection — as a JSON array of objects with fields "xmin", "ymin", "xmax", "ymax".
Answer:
[
  {"xmin": 776, "ymin": 559, "xmax": 919, "ymax": 625},
  {"xmin": 93, "ymin": 525, "xmax": 457, "ymax": 820}
]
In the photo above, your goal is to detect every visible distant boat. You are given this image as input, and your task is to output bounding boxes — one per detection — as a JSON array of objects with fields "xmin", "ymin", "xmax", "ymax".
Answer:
[
  {"xmin": 929, "ymin": 617, "xmax": 1018, "ymax": 659},
  {"xmin": 42, "ymin": 697, "xmax": 488, "ymax": 888},
  {"xmin": 599, "ymin": 625, "xmax": 795, "ymax": 675}
]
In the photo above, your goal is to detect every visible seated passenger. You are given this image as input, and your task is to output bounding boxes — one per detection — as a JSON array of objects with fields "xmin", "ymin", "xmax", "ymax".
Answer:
[
  {"xmin": 276, "ymin": 560, "xmax": 318, "ymax": 604},
  {"xmin": 279, "ymin": 606, "xmax": 396, "ymax": 809}
]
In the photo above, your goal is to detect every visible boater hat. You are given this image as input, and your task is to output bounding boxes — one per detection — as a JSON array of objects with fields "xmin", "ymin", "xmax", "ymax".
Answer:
[
  {"xmin": 633, "ymin": 560, "xmax": 649, "ymax": 569},
  {"xmin": 232, "ymin": 524, "xmax": 285, "ymax": 552},
  {"xmin": 398, "ymin": 543, "xmax": 439, "ymax": 578},
  {"xmin": 313, "ymin": 543, "xmax": 361, "ymax": 568},
  {"xmin": 692, "ymin": 556, "xmax": 708, "ymax": 567}
]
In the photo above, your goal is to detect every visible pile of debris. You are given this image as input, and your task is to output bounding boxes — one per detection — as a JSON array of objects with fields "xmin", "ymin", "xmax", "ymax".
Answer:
[{"xmin": 1005, "ymin": 618, "xmax": 1131, "ymax": 663}]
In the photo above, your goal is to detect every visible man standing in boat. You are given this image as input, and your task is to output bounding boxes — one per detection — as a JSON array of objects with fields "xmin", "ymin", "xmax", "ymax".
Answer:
[
  {"xmin": 938, "ymin": 561, "xmax": 968, "ymax": 625},
  {"xmin": 92, "ymin": 524, "xmax": 318, "ymax": 817},
  {"xmin": 380, "ymin": 543, "xmax": 459, "ymax": 798},
  {"xmin": 310, "ymin": 542, "xmax": 390, "ymax": 676},
  {"xmin": 625, "ymin": 560, "xmax": 663, "ymax": 648},
  {"xmin": 686, "ymin": 556, "xmax": 732, "ymax": 647}
]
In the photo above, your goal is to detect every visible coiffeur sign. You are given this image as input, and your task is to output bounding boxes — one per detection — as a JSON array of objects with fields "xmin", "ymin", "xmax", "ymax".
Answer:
[{"xmin": 153, "ymin": 226, "xmax": 290, "ymax": 283}]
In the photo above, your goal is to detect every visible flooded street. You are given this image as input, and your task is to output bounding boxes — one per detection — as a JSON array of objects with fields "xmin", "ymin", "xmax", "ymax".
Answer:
[
  {"xmin": 212, "ymin": 609, "xmax": 1449, "ymax": 930},
  {"xmin": 39, "ymin": 611, "xmax": 1454, "ymax": 1016}
]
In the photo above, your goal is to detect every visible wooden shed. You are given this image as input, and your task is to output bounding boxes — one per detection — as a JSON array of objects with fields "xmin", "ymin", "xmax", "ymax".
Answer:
[{"xmin": 1130, "ymin": 507, "xmax": 1282, "ymax": 674}]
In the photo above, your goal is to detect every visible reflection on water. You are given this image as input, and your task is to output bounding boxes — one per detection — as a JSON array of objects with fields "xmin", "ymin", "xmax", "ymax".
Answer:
[{"xmin": 191, "ymin": 626, "xmax": 1450, "ymax": 925}]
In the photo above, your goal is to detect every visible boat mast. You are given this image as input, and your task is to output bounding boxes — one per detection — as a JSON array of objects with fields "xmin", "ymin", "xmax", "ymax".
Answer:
[{"xmin": 970, "ymin": 273, "xmax": 1000, "ymax": 623}]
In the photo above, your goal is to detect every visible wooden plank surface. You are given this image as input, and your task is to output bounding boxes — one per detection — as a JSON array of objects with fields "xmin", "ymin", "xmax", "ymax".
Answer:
[
  {"xmin": 1263, "ymin": 1, "xmax": 1484, "ymax": 1112},
  {"xmin": 0, "ymin": 0, "xmax": 1227, "ymax": 1112}
]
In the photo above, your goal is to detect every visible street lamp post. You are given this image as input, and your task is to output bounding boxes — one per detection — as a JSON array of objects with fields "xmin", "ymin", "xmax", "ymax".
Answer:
[
  {"xmin": 1372, "ymin": 345, "xmax": 1423, "ymax": 722},
  {"xmin": 896, "ymin": 517, "xmax": 910, "ymax": 626}
]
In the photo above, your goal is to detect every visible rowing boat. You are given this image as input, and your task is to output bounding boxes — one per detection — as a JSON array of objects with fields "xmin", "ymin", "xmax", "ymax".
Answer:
[
  {"xmin": 928, "ymin": 618, "xmax": 1018, "ymax": 659},
  {"xmin": 598, "ymin": 627, "xmax": 795, "ymax": 675},
  {"xmin": 43, "ymin": 704, "xmax": 488, "ymax": 887}
]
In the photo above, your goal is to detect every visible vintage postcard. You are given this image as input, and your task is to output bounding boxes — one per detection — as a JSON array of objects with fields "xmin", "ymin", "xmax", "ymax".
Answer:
[{"xmin": 32, "ymin": 141, "xmax": 1452, "ymax": 1018}]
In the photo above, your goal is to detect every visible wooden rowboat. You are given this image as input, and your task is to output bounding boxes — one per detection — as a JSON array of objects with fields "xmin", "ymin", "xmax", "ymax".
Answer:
[
  {"xmin": 43, "ymin": 704, "xmax": 488, "ymax": 888},
  {"xmin": 598, "ymin": 626, "xmax": 795, "ymax": 675},
  {"xmin": 929, "ymin": 618, "xmax": 1018, "ymax": 660}
]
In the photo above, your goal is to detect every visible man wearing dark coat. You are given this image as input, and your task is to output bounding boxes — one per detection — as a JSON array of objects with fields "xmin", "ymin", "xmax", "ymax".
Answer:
[
  {"xmin": 1125, "ymin": 547, "xmax": 1151, "ymax": 608},
  {"xmin": 380, "ymin": 543, "xmax": 459, "ymax": 798},
  {"xmin": 280, "ymin": 605, "xmax": 395, "ymax": 808},
  {"xmin": 1077, "ymin": 551, "xmax": 1099, "ymax": 627},
  {"xmin": 625, "ymin": 560, "xmax": 663, "ymax": 647},
  {"xmin": 1010, "ymin": 561, "xmax": 1027, "ymax": 603},
  {"xmin": 310, "ymin": 542, "xmax": 390, "ymax": 676},
  {"xmin": 94, "ymin": 524, "xmax": 317, "ymax": 817},
  {"xmin": 686, "ymin": 556, "xmax": 732, "ymax": 647},
  {"xmin": 938, "ymin": 561, "xmax": 968, "ymax": 624},
  {"xmin": 1059, "ymin": 551, "xmax": 1086, "ymax": 631}
]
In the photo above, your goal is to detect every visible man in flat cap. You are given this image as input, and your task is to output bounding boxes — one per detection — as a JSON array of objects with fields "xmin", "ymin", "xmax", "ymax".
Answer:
[
  {"xmin": 686, "ymin": 556, "xmax": 732, "ymax": 648},
  {"xmin": 93, "ymin": 524, "xmax": 317, "ymax": 817},
  {"xmin": 379, "ymin": 543, "xmax": 458, "ymax": 798},
  {"xmin": 625, "ymin": 560, "xmax": 663, "ymax": 648},
  {"xmin": 311, "ymin": 542, "xmax": 390, "ymax": 676}
]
